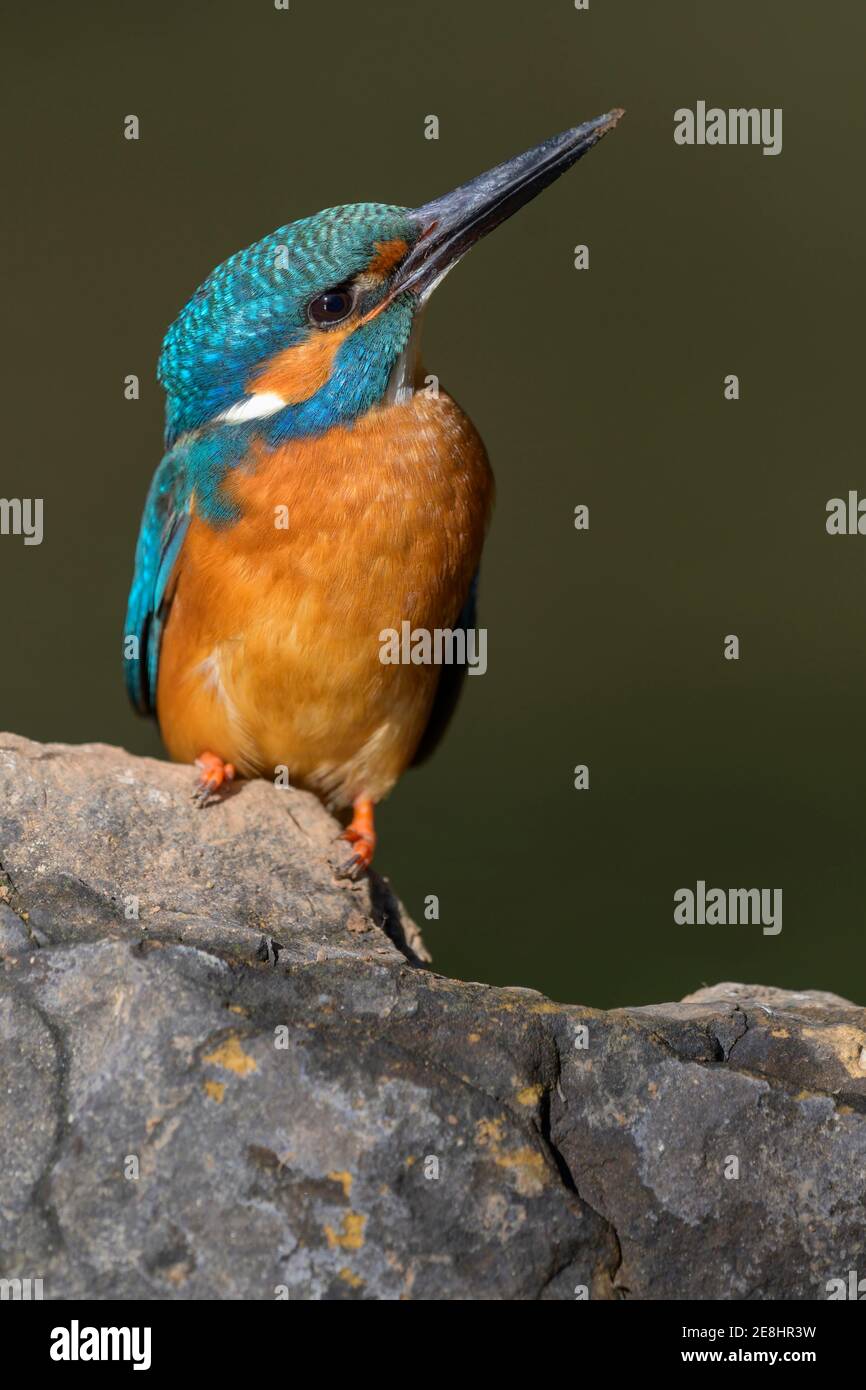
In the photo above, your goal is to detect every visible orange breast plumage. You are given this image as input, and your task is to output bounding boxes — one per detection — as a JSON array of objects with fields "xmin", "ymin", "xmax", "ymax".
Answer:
[{"xmin": 155, "ymin": 391, "xmax": 494, "ymax": 808}]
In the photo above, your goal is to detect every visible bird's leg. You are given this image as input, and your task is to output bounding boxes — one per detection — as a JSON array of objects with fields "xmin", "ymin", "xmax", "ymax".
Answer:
[
  {"xmin": 192, "ymin": 750, "xmax": 236, "ymax": 807},
  {"xmin": 336, "ymin": 796, "xmax": 376, "ymax": 880}
]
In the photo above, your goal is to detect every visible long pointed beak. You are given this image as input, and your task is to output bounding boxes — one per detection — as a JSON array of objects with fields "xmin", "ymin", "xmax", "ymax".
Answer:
[{"xmin": 393, "ymin": 110, "xmax": 624, "ymax": 300}]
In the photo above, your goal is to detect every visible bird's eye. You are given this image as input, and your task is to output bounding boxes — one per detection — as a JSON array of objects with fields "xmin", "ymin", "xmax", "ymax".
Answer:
[{"xmin": 308, "ymin": 286, "xmax": 355, "ymax": 326}]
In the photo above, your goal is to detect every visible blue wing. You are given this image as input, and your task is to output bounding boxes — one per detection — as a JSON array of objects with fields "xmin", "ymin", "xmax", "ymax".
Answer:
[
  {"xmin": 411, "ymin": 572, "xmax": 480, "ymax": 766},
  {"xmin": 123, "ymin": 445, "xmax": 193, "ymax": 715}
]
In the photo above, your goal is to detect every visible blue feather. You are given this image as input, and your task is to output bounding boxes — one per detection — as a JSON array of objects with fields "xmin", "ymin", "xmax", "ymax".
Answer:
[{"xmin": 123, "ymin": 444, "xmax": 192, "ymax": 714}]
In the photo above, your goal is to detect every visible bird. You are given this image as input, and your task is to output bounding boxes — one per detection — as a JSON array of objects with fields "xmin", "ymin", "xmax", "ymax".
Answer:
[{"xmin": 124, "ymin": 110, "xmax": 623, "ymax": 877}]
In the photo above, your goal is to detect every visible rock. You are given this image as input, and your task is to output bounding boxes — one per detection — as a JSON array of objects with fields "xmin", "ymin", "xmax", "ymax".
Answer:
[{"xmin": 0, "ymin": 732, "xmax": 864, "ymax": 1300}]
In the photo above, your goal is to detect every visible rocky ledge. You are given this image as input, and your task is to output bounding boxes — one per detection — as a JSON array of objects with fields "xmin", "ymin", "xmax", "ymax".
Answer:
[{"xmin": 0, "ymin": 733, "xmax": 864, "ymax": 1300}]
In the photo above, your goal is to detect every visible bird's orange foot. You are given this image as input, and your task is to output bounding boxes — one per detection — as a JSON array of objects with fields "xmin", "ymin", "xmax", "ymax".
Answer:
[
  {"xmin": 336, "ymin": 796, "xmax": 376, "ymax": 880},
  {"xmin": 192, "ymin": 751, "xmax": 236, "ymax": 807}
]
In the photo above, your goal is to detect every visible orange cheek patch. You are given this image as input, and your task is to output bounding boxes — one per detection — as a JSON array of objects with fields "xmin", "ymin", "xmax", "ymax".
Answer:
[
  {"xmin": 367, "ymin": 238, "xmax": 408, "ymax": 276},
  {"xmin": 247, "ymin": 327, "xmax": 352, "ymax": 404}
]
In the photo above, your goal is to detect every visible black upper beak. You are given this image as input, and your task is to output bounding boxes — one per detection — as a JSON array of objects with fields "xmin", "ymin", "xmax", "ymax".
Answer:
[{"xmin": 393, "ymin": 110, "xmax": 624, "ymax": 300}]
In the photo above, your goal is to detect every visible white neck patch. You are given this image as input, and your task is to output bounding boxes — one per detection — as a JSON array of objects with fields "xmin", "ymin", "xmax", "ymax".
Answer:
[{"xmin": 214, "ymin": 391, "xmax": 286, "ymax": 424}]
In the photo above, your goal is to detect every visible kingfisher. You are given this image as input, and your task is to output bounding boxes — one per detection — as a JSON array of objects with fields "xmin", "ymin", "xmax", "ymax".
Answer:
[{"xmin": 124, "ymin": 111, "xmax": 622, "ymax": 876}]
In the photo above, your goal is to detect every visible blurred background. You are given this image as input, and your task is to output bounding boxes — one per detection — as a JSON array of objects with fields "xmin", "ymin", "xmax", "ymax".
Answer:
[{"xmin": 3, "ymin": 0, "xmax": 864, "ymax": 1007}]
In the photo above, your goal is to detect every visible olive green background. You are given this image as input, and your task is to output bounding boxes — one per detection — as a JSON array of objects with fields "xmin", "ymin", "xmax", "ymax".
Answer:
[{"xmin": 3, "ymin": 0, "xmax": 863, "ymax": 1007}]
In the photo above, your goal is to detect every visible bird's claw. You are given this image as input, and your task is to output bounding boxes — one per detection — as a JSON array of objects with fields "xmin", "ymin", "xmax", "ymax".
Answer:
[
  {"xmin": 335, "ymin": 849, "xmax": 369, "ymax": 882},
  {"xmin": 192, "ymin": 752, "xmax": 236, "ymax": 808},
  {"xmin": 335, "ymin": 812, "xmax": 376, "ymax": 880}
]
